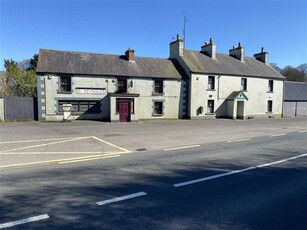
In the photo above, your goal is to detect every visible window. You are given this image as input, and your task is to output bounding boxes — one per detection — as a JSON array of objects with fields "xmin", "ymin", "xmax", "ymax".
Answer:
[
  {"xmin": 208, "ymin": 76, "xmax": 215, "ymax": 90},
  {"xmin": 117, "ymin": 79, "xmax": 127, "ymax": 93},
  {"xmin": 59, "ymin": 76, "xmax": 71, "ymax": 92},
  {"xmin": 153, "ymin": 101, "xmax": 163, "ymax": 115},
  {"xmin": 58, "ymin": 100, "xmax": 100, "ymax": 113},
  {"xmin": 268, "ymin": 80, "xmax": 274, "ymax": 92},
  {"xmin": 241, "ymin": 78, "xmax": 247, "ymax": 91},
  {"xmin": 267, "ymin": 100, "xmax": 273, "ymax": 113},
  {"xmin": 154, "ymin": 80, "xmax": 164, "ymax": 94},
  {"xmin": 207, "ymin": 100, "xmax": 214, "ymax": 113}
]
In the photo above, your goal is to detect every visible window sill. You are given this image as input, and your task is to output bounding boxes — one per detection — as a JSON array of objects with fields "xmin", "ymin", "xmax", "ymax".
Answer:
[
  {"xmin": 152, "ymin": 113, "xmax": 164, "ymax": 117},
  {"xmin": 206, "ymin": 89, "xmax": 216, "ymax": 91},
  {"xmin": 267, "ymin": 91, "xmax": 274, "ymax": 93},
  {"xmin": 205, "ymin": 113, "xmax": 216, "ymax": 115},
  {"xmin": 57, "ymin": 91, "xmax": 73, "ymax": 94},
  {"xmin": 152, "ymin": 93, "xmax": 165, "ymax": 96},
  {"xmin": 266, "ymin": 112, "xmax": 273, "ymax": 114}
]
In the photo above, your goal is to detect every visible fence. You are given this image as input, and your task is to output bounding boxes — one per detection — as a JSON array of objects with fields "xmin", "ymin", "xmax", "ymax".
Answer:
[{"xmin": 3, "ymin": 97, "xmax": 38, "ymax": 121}]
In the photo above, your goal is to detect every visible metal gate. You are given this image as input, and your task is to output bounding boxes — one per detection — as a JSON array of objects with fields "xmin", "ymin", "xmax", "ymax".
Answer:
[{"xmin": 5, "ymin": 97, "xmax": 38, "ymax": 121}]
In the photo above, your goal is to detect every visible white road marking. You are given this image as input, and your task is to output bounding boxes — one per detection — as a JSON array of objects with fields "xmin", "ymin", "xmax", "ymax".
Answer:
[
  {"xmin": 164, "ymin": 145, "xmax": 200, "ymax": 151},
  {"xmin": 299, "ymin": 130, "xmax": 307, "ymax": 133},
  {"xmin": 270, "ymin": 133, "xmax": 286, "ymax": 137},
  {"xmin": 59, "ymin": 155, "xmax": 120, "ymax": 164},
  {"xmin": 0, "ymin": 214, "xmax": 49, "ymax": 229},
  {"xmin": 91, "ymin": 136, "xmax": 131, "ymax": 153},
  {"xmin": 0, "ymin": 151, "xmax": 120, "ymax": 155},
  {"xmin": 97, "ymin": 192, "xmax": 147, "ymax": 206},
  {"xmin": 0, "ymin": 137, "xmax": 74, "ymax": 144},
  {"xmin": 227, "ymin": 138, "xmax": 250, "ymax": 143},
  {"xmin": 174, "ymin": 152, "xmax": 307, "ymax": 187}
]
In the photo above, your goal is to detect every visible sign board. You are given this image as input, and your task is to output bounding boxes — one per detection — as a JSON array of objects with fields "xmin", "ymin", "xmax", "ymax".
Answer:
[{"xmin": 76, "ymin": 89, "xmax": 106, "ymax": 95}]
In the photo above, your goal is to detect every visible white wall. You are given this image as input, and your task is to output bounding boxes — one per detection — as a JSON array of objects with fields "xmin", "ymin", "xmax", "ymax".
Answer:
[
  {"xmin": 189, "ymin": 73, "xmax": 284, "ymax": 119},
  {"xmin": 0, "ymin": 98, "xmax": 4, "ymax": 121}
]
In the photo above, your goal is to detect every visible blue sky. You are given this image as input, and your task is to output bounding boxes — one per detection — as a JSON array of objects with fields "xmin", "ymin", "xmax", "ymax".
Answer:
[{"xmin": 0, "ymin": 0, "xmax": 306, "ymax": 70}]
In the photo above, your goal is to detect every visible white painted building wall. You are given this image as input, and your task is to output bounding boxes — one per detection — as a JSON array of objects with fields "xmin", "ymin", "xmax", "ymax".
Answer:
[{"xmin": 189, "ymin": 73, "xmax": 284, "ymax": 119}]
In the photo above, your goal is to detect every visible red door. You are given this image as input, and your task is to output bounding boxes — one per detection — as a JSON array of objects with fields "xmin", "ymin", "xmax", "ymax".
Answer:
[{"xmin": 119, "ymin": 101, "xmax": 130, "ymax": 122}]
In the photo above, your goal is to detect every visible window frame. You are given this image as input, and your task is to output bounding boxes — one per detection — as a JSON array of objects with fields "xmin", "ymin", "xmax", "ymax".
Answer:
[
  {"xmin": 267, "ymin": 100, "xmax": 273, "ymax": 113},
  {"xmin": 152, "ymin": 100, "xmax": 164, "ymax": 116},
  {"xmin": 207, "ymin": 76, "xmax": 215, "ymax": 90},
  {"xmin": 268, "ymin": 80, "xmax": 274, "ymax": 92},
  {"xmin": 117, "ymin": 79, "xmax": 127, "ymax": 93},
  {"xmin": 59, "ymin": 76, "xmax": 72, "ymax": 93},
  {"xmin": 58, "ymin": 100, "xmax": 100, "ymax": 114},
  {"xmin": 153, "ymin": 79, "xmax": 164, "ymax": 95},
  {"xmin": 241, "ymin": 78, "xmax": 247, "ymax": 91},
  {"xmin": 207, "ymin": 100, "xmax": 215, "ymax": 114}
]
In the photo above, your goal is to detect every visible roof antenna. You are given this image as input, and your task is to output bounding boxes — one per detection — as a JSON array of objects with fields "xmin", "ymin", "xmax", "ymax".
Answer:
[{"xmin": 183, "ymin": 15, "xmax": 188, "ymax": 49}]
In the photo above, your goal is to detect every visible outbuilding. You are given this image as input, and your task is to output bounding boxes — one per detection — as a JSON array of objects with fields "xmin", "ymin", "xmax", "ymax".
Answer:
[{"xmin": 283, "ymin": 81, "xmax": 307, "ymax": 117}]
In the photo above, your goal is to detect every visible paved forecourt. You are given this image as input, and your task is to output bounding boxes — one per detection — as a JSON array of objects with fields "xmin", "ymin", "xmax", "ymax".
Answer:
[{"xmin": 0, "ymin": 136, "xmax": 131, "ymax": 169}]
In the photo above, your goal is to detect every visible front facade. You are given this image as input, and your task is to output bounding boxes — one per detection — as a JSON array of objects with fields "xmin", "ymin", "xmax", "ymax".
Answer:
[
  {"xmin": 37, "ymin": 36, "xmax": 285, "ymax": 122},
  {"xmin": 170, "ymin": 36, "xmax": 284, "ymax": 119},
  {"xmin": 36, "ymin": 49, "xmax": 187, "ymax": 122}
]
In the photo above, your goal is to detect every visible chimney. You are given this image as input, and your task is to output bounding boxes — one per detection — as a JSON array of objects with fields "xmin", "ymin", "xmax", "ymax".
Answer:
[
  {"xmin": 125, "ymin": 48, "xmax": 135, "ymax": 62},
  {"xmin": 254, "ymin": 47, "xmax": 268, "ymax": 64},
  {"xmin": 169, "ymin": 34, "xmax": 184, "ymax": 59},
  {"xmin": 229, "ymin": 42, "xmax": 245, "ymax": 62},
  {"xmin": 201, "ymin": 38, "xmax": 216, "ymax": 59}
]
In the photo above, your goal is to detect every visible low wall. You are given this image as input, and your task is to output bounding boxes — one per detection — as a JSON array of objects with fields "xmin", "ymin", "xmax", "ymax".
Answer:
[{"xmin": 0, "ymin": 98, "xmax": 4, "ymax": 121}]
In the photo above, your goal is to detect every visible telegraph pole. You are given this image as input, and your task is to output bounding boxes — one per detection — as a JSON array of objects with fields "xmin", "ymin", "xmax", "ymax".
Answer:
[{"xmin": 183, "ymin": 16, "xmax": 188, "ymax": 49}]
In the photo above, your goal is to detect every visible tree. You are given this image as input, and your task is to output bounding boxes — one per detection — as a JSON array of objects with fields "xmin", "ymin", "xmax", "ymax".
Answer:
[
  {"xmin": 27, "ymin": 54, "xmax": 39, "ymax": 71},
  {"xmin": 280, "ymin": 66, "xmax": 306, "ymax": 82}
]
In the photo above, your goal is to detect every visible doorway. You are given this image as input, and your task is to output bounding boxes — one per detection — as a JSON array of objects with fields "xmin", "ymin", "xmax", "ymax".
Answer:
[
  {"xmin": 237, "ymin": 101, "xmax": 244, "ymax": 119},
  {"xmin": 119, "ymin": 100, "xmax": 130, "ymax": 122}
]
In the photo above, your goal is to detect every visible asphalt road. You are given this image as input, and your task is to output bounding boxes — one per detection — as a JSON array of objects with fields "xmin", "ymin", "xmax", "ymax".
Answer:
[{"xmin": 0, "ymin": 119, "xmax": 307, "ymax": 229}]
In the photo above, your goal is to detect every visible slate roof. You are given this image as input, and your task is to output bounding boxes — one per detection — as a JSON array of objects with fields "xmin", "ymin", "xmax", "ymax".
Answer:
[
  {"xmin": 37, "ymin": 49, "xmax": 186, "ymax": 79},
  {"xmin": 181, "ymin": 50, "xmax": 285, "ymax": 79},
  {"xmin": 284, "ymin": 81, "xmax": 307, "ymax": 101}
]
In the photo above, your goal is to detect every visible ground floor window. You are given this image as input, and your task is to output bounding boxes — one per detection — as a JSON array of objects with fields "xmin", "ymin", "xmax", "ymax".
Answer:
[
  {"xmin": 207, "ymin": 100, "xmax": 214, "ymax": 113},
  {"xmin": 116, "ymin": 98, "xmax": 134, "ymax": 114},
  {"xmin": 267, "ymin": 100, "xmax": 273, "ymax": 113},
  {"xmin": 153, "ymin": 101, "xmax": 163, "ymax": 115},
  {"xmin": 58, "ymin": 100, "xmax": 100, "ymax": 113}
]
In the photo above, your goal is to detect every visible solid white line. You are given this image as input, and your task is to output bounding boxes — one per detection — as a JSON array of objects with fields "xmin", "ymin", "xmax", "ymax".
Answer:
[
  {"xmin": 0, "ymin": 137, "xmax": 74, "ymax": 144},
  {"xmin": 0, "ymin": 214, "xmax": 49, "ymax": 229},
  {"xmin": 164, "ymin": 145, "xmax": 200, "ymax": 151},
  {"xmin": 97, "ymin": 192, "xmax": 147, "ymax": 206},
  {"xmin": 174, "ymin": 152, "xmax": 307, "ymax": 187},
  {"xmin": 270, "ymin": 133, "xmax": 286, "ymax": 137},
  {"xmin": 299, "ymin": 130, "xmax": 307, "ymax": 133},
  {"xmin": 227, "ymin": 138, "xmax": 250, "ymax": 143},
  {"xmin": 91, "ymin": 136, "xmax": 131, "ymax": 153}
]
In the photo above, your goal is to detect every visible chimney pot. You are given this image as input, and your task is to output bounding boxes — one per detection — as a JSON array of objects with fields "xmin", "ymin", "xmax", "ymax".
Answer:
[
  {"xmin": 254, "ymin": 47, "xmax": 268, "ymax": 64},
  {"xmin": 229, "ymin": 42, "xmax": 245, "ymax": 62}
]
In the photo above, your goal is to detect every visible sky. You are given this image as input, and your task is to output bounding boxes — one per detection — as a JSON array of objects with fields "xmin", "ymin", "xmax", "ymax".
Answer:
[{"xmin": 0, "ymin": 0, "xmax": 306, "ymax": 70}]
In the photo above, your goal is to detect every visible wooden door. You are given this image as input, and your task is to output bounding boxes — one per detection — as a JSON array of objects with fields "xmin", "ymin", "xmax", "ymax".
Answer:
[{"xmin": 119, "ymin": 101, "xmax": 130, "ymax": 122}]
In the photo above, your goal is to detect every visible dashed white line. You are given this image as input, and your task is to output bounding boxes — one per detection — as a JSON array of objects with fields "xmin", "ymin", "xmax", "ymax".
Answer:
[
  {"xmin": 97, "ymin": 192, "xmax": 147, "ymax": 206},
  {"xmin": 270, "ymin": 133, "xmax": 286, "ymax": 137},
  {"xmin": 174, "ymin": 152, "xmax": 307, "ymax": 187},
  {"xmin": 299, "ymin": 130, "xmax": 307, "ymax": 133},
  {"xmin": 164, "ymin": 145, "xmax": 200, "ymax": 151},
  {"xmin": 227, "ymin": 138, "xmax": 250, "ymax": 143},
  {"xmin": 0, "ymin": 214, "xmax": 49, "ymax": 229}
]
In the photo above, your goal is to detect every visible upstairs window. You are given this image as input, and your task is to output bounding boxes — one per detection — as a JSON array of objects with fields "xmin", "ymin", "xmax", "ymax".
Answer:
[
  {"xmin": 154, "ymin": 80, "xmax": 164, "ymax": 94},
  {"xmin": 60, "ymin": 76, "xmax": 71, "ymax": 92},
  {"xmin": 241, "ymin": 78, "xmax": 247, "ymax": 91},
  {"xmin": 268, "ymin": 80, "xmax": 274, "ymax": 92},
  {"xmin": 117, "ymin": 79, "xmax": 127, "ymax": 93},
  {"xmin": 208, "ymin": 76, "xmax": 215, "ymax": 90}
]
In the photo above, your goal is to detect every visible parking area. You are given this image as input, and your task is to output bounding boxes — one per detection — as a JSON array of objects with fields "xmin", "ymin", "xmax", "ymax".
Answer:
[{"xmin": 1, "ymin": 117, "xmax": 307, "ymax": 169}]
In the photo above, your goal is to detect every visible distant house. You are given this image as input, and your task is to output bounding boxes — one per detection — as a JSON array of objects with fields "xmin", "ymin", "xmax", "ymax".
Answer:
[
  {"xmin": 36, "ymin": 49, "xmax": 187, "ymax": 121},
  {"xmin": 283, "ymin": 81, "xmax": 307, "ymax": 117},
  {"xmin": 170, "ymin": 35, "xmax": 285, "ymax": 119}
]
